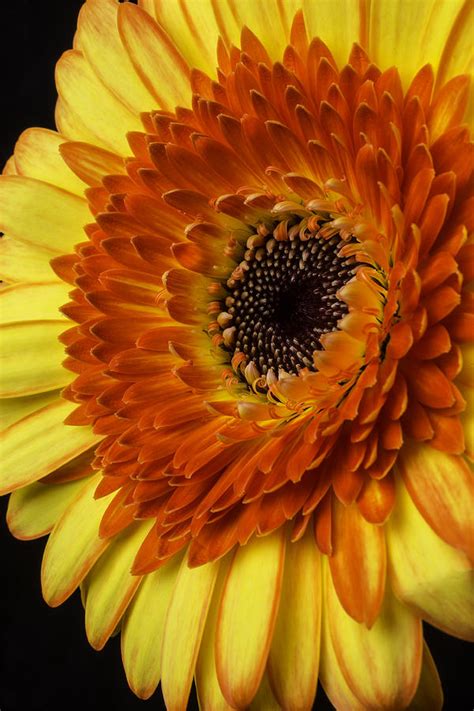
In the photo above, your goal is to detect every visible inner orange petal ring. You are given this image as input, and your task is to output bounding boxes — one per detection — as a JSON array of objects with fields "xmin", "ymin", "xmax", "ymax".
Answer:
[{"xmin": 50, "ymin": 30, "xmax": 470, "ymax": 574}]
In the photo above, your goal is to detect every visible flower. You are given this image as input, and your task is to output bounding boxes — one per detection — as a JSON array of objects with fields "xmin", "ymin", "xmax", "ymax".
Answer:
[{"xmin": 1, "ymin": 0, "xmax": 473, "ymax": 709}]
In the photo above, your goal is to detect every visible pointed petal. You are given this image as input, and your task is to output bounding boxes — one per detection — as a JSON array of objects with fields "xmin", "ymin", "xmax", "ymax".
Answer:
[
  {"xmin": 13, "ymin": 128, "xmax": 85, "ymax": 195},
  {"xmin": 387, "ymin": 476, "xmax": 474, "ymax": 641},
  {"xmin": 216, "ymin": 529, "xmax": 285, "ymax": 709},
  {"xmin": 7, "ymin": 477, "xmax": 91, "ymax": 540},
  {"xmin": 398, "ymin": 442, "xmax": 474, "ymax": 562},
  {"xmin": 121, "ymin": 552, "xmax": 183, "ymax": 699},
  {"xmin": 329, "ymin": 498, "xmax": 386, "ymax": 627},
  {"xmin": 325, "ymin": 560, "xmax": 423, "ymax": 709},
  {"xmin": 41, "ymin": 474, "xmax": 113, "ymax": 606},
  {"xmin": 161, "ymin": 553, "xmax": 220, "ymax": 711},
  {"xmin": 407, "ymin": 642, "xmax": 443, "ymax": 711},
  {"xmin": 0, "ymin": 176, "xmax": 90, "ymax": 251},
  {"xmin": 83, "ymin": 521, "xmax": 153, "ymax": 650},
  {"xmin": 267, "ymin": 527, "xmax": 321, "ymax": 711},
  {"xmin": 0, "ymin": 399, "xmax": 100, "ymax": 495}
]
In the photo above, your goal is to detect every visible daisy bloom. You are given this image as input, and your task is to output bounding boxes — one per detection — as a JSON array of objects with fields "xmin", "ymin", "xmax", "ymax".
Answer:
[{"xmin": 1, "ymin": 0, "xmax": 473, "ymax": 709}]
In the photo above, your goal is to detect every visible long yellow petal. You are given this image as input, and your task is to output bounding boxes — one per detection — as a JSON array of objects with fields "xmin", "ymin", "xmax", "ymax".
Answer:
[
  {"xmin": 248, "ymin": 672, "xmax": 282, "ymax": 711},
  {"xmin": 398, "ymin": 443, "xmax": 474, "ymax": 562},
  {"xmin": 118, "ymin": 3, "xmax": 191, "ymax": 111},
  {"xmin": 325, "ymin": 560, "xmax": 423, "ymax": 710},
  {"xmin": 41, "ymin": 474, "xmax": 112, "ymax": 606},
  {"xmin": 267, "ymin": 526, "xmax": 321, "ymax": 711},
  {"xmin": 303, "ymin": 0, "xmax": 363, "ymax": 68},
  {"xmin": 216, "ymin": 529, "xmax": 285, "ymax": 709},
  {"xmin": 0, "ymin": 321, "xmax": 71, "ymax": 397},
  {"xmin": 407, "ymin": 642, "xmax": 443, "ymax": 711},
  {"xmin": 161, "ymin": 553, "xmax": 220, "ymax": 711},
  {"xmin": 0, "ymin": 176, "xmax": 90, "ymax": 251},
  {"xmin": 7, "ymin": 476, "xmax": 91, "ymax": 540},
  {"xmin": 368, "ymin": 0, "xmax": 467, "ymax": 86},
  {"xmin": 387, "ymin": 477, "xmax": 474, "ymax": 641},
  {"xmin": 319, "ymin": 591, "xmax": 365, "ymax": 711},
  {"xmin": 0, "ymin": 390, "xmax": 59, "ymax": 429},
  {"xmin": 75, "ymin": 0, "xmax": 157, "ymax": 115},
  {"xmin": 0, "ymin": 235, "xmax": 60, "ymax": 284},
  {"xmin": 13, "ymin": 128, "xmax": 85, "ymax": 195},
  {"xmin": 55, "ymin": 50, "xmax": 143, "ymax": 154},
  {"xmin": 83, "ymin": 521, "xmax": 153, "ymax": 651},
  {"xmin": 121, "ymin": 551, "xmax": 183, "ymax": 699},
  {"xmin": 195, "ymin": 559, "xmax": 235, "ymax": 711},
  {"xmin": 0, "ymin": 283, "xmax": 69, "ymax": 324},
  {"xmin": 0, "ymin": 398, "xmax": 100, "ymax": 495}
]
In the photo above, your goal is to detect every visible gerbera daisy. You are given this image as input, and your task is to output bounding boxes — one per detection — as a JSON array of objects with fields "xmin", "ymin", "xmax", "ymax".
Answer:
[{"xmin": 1, "ymin": 0, "xmax": 473, "ymax": 709}]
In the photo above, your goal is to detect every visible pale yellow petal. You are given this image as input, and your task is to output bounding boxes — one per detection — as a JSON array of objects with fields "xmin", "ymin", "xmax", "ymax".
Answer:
[
  {"xmin": 118, "ymin": 3, "xmax": 191, "ymax": 110},
  {"xmin": 368, "ymin": 0, "xmax": 468, "ymax": 87},
  {"xmin": 267, "ymin": 527, "xmax": 321, "ymax": 711},
  {"xmin": 161, "ymin": 553, "xmax": 220, "ymax": 711},
  {"xmin": 83, "ymin": 521, "xmax": 153, "ymax": 650},
  {"xmin": 55, "ymin": 50, "xmax": 143, "ymax": 154},
  {"xmin": 0, "ymin": 176, "xmax": 90, "ymax": 251},
  {"xmin": 216, "ymin": 529, "xmax": 285, "ymax": 709},
  {"xmin": 41, "ymin": 474, "xmax": 113, "ymax": 607},
  {"xmin": 325, "ymin": 560, "xmax": 423, "ymax": 710},
  {"xmin": 387, "ymin": 477, "xmax": 474, "ymax": 641},
  {"xmin": 121, "ymin": 551, "xmax": 183, "ymax": 699},
  {"xmin": 0, "ymin": 390, "xmax": 59, "ymax": 429},
  {"xmin": 13, "ymin": 128, "xmax": 85, "ymax": 195},
  {"xmin": 195, "ymin": 559, "xmax": 235, "ymax": 711},
  {"xmin": 75, "ymin": 0, "xmax": 157, "ymax": 114},
  {"xmin": 436, "ymin": 0, "xmax": 474, "ymax": 86},
  {"xmin": 319, "ymin": 591, "xmax": 365, "ymax": 711},
  {"xmin": 0, "ymin": 235, "xmax": 60, "ymax": 284},
  {"xmin": 0, "ymin": 321, "xmax": 71, "ymax": 397},
  {"xmin": 0, "ymin": 283, "xmax": 70, "ymax": 324},
  {"xmin": 0, "ymin": 398, "xmax": 100, "ymax": 495},
  {"xmin": 7, "ymin": 476, "xmax": 92, "ymax": 540},
  {"xmin": 303, "ymin": 0, "xmax": 363, "ymax": 68},
  {"xmin": 407, "ymin": 642, "xmax": 443, "ymax": 711}
]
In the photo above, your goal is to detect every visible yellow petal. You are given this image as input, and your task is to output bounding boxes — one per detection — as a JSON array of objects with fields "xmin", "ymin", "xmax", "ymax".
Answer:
[
  {"xmin": 325, "ymin": 559, "xmax": 423, "ymax": 710},
  {"xmin": 121, "ymin": 551, "xmax": 183, "ymax": 699},
  {"xmin": 0, "ymin": 321, "xmax": 71, "ymax": 397},
  {"xmin": 267, "ymin": 527, "xmax": 321, "ymax": 711},
  {"xmin": 304, "ymin": 0, "xmax": 363, "ymax": 68},
  {"xmin": 41, "ymin": 474, "xmax": 113, "ymax": 606},
  {"xmin": 216, "ymin": 529, "xmax": 285, "ymax": 709},
  {"xmin": 195, "ymin": 559, "xmax": 235, "ymax": 711},
  {"xmin": 118, "ymin": 3, "xmax": 191, "ymax": 110},
  {"xmin": 0, "ymin": 283, "xmax": 70, "ymax": 323},
  {"xmin": 0, "ymin": 176, "xmax": 90, "ymax": 251},
  {"xmin": 75, "ymin": 0, "xmax": 157, "ymax": 115},
  {"xmin": 319, "ymin": 592, "xmax": 365, "ymax": 711},
  {"xmin": 398, "ymin": 442, "xmax": 474, "ymax": 562},
  {"xmin": 407, "ymin": 642, "xmax": 443, "ymax": 711},
  {"xmin": 161, "ymin": 553, "xmax": 220, "ymax": 711},
  {"xmin": 13, "ymin": 128, "xmax": 85, "ymax": 195},
  {"xmin": 387, "ymin": 477, "xmax": 474, "ymax": 641},
  {"xmin": 436, "ymin": 0, "xmax": 474, "ymax": 86},
  {"xmin": 0, "ymin": 235, "xmax": 60, "ymax": 284},
  {"xmin": 0, "ymin": 398, "xmax": 100, "ymax": 495},
  {"xmin": 368, "ymin": 0, "xmax": 467, "ymax": 87},
  {"xmin": 249, "ymin": 672, "xmax": 282, "ymax": 711},
  {"xmin": 59, "ymin": 141, "xmax": 126, "ymax": 187},
  {"xmin": 83, "ymin": 521, "xmax": 153, "ymax": 651},
  {"xmin": 55, "ymin": 50, "xmax": 143, "ymax": 154},
  {"xmin": 7, "ymin": 476, "xmax": 91, "ymax": 540},
  {"xmin": 0, "ymin": 390, "xmax": 59, "ymax": 429}
]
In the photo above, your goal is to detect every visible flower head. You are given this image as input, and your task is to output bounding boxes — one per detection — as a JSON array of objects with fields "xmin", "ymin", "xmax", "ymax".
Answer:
[{"xmin": 1, "ymin": 1, "xmax": 473, "ymax": 709}]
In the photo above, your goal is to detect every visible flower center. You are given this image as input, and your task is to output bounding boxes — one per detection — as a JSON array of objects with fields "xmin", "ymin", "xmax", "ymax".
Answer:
[{"xmin": 218, "ymin": 224, "xmax": 357, "ymax": 377}]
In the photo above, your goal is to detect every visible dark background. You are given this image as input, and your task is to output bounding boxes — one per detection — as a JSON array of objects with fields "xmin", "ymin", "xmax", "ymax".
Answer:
[{"xmin": 0, "ymin": 1, "xmax": 472, "ymax": 709}]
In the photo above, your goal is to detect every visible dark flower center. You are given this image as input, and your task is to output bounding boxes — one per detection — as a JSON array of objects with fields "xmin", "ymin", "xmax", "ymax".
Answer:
[{"xmin": 219, "ymin": 229, "xmax": 357, "ymax": 377}]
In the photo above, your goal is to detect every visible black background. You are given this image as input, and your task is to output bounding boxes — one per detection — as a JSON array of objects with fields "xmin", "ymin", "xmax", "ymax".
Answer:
[{"xmin": 0, "ymin": 1, "xmax": 472, "ymax": 709}]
